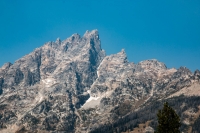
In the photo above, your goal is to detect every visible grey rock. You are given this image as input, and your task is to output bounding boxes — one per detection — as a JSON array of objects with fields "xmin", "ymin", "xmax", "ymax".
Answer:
[{"xmin": 0, "ymin": 30, "xmax": 199, "ymax": 133}]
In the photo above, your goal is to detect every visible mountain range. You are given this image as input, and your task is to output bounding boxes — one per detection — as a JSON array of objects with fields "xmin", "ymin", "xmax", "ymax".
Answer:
[{"xmin": 0, "ymin": 30, "xmax": 200, "ymax": 133}]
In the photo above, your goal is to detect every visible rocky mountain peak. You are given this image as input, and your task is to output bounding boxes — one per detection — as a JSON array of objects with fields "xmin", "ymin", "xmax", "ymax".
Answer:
[
  {"xmin": 1, "ymin": 62, "xmax": 12, "ymax": 70},
  {"xmin": 136, "ymin": 59, "xmax": 167, "ymax": 72},
  {"xmin": 55, "ymin": 37, "xmax": 61, "ymax": 44},
  {"xmin": 0, "ymin": 30, "xmax": 199, "ymax": 133},
  {"xmin": 194, "ymin": 69, "xmax": 200, "ymax": 76},
  {"xmin": 0, "ymin": 62, "xmax": 13, "ymax": 79},
  {"xmin": 194, "ymin": 69, "xmax": 200, "ymax": 81},
  {"xmin": 104, "ymin": 49, "xmax": 128, "ymax": 64},
  {"xmin": 62, "ymin": 33, "xmax": 81, "ymax": 44},
  {"xmin": 118, "ymin": 48, "xmax": 126, "ymax": 56},
  {"xmin": 176, "ymin": 66, "xmax": 192, "ymax": 76},
  {"xmin": 83, "ymin": 29, "xmax": 99, "ymax": 38}
]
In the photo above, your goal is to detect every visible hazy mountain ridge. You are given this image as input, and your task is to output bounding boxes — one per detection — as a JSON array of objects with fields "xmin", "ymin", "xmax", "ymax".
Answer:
[{"xmin": 0, "ymin": 30, "xmax": 200, "ymax": 133}]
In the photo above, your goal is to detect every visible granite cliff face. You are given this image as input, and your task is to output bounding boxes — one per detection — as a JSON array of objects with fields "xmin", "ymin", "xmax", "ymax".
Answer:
[{"xmin": 0, "ymin": 30, "xmax": 200, "ymax": 133}]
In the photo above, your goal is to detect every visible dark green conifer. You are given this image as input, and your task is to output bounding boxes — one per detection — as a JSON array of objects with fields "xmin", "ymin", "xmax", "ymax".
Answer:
[{"xmin": 155, "ymin": 102, "xmax": 181, "ymax": 133}]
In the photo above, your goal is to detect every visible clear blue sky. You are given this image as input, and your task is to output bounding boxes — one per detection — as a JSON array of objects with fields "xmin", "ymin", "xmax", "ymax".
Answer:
[{"xmin": 0, "ymin": 0, "xmax": 200, "ymax": 71}]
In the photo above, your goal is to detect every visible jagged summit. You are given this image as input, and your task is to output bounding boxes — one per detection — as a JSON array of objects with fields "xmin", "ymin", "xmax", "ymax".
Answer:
[
  {"xmin": 106, "ymin": 49, "xmax": 128, "ymax": 63},
  {"xmin": 0, "ymin": 62, "xmax": 12, "ymax": 70},
  {"xmin": 0, "ymin": 30, "xmax": 199, "ymax": 133},
  {"xmin": 83, "ymin": 29, "xmax": 99, "ymax": 37},
  {"xmin": 68, "ymin": 33, "xmax": 81, "ymax": 42},
  {"xmin": 139, "ymin": 59, "xmax": 167, "ymax": 69},
  {"xmin": 55, "ymin": 37, "xmax": 61, "ymax": 44}
]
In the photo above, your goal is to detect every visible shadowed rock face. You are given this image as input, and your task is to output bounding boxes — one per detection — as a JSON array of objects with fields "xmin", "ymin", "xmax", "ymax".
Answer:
[{"xmin": 0, "ymin": 30, "xmax": 199, "ymax": 133}]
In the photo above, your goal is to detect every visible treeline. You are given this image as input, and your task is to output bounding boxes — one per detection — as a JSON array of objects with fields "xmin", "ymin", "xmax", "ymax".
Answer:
[{"xmin": 90, "ymin": 95, "xmax": 200, "ymax": 133}]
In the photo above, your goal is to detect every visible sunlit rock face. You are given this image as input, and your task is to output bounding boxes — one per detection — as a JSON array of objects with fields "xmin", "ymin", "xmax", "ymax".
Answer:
[{"xmin": 0, "ymin": 30, "xmax": 199, "ymax": 133}]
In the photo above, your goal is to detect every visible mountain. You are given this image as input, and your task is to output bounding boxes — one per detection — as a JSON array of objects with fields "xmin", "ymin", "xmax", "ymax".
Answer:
[{"xmin": 0, "ymin": 30, "xmax": 200, "ymax": 133}]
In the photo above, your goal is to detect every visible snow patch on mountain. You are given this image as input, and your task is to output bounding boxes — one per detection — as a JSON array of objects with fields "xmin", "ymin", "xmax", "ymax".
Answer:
[{"xmin": 42, "ymin": 78, "xmax": 57, "ymax": 87}]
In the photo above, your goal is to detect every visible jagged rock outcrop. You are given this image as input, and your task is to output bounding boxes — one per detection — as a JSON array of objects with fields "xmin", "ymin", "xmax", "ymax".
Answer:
[
  {"xmin": 0, "ymin": 30, "xmax": 199, "ymax": 133},
  {"xmin": 0, "ymin": 30, "xmax": 106, "ymax": 133}
]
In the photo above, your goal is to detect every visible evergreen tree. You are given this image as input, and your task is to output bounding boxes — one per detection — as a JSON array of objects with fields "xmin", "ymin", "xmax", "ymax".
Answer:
[{"xmin": 155, "ymin": 102, "xmax": 181, "ymax": 133}]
